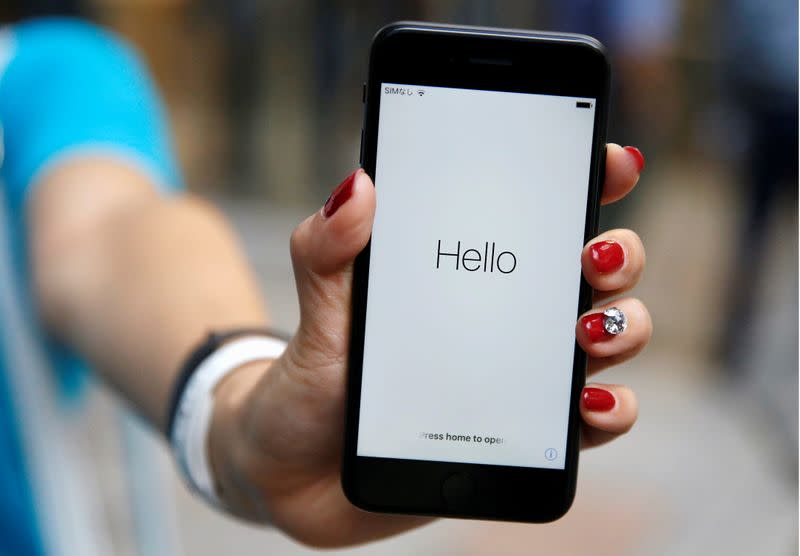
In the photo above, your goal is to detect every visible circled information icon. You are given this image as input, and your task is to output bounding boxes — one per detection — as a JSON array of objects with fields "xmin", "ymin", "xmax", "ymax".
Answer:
[{"xmin": 544, "ymin": 448, "xmax": 557, "ymax": 461}]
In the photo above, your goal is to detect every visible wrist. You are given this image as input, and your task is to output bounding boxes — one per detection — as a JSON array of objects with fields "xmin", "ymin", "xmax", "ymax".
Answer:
[
  {"xmin": 207, "ymin": 359, "xmax": 275, "ymax": 520},
  {"xmin": 169, "ymin": 332, "xmax": 288, "ymax": 514}
]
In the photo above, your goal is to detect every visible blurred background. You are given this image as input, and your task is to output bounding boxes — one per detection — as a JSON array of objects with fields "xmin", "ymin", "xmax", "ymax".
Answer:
[{"xmin": 5, "ymin": 1, "xmax": 797, "ymax": 555}]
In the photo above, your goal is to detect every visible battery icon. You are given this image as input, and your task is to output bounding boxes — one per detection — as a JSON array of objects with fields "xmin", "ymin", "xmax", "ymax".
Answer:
[{"xmin": 576, "ymin": 101, "xmax": 592, "ymax": 109}]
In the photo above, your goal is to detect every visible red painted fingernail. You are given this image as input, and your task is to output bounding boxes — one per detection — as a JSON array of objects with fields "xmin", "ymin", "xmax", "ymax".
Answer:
[
  {"xmin": 581, "ymin": 313, "xmax": 613, "ymax": 342},
  {"xmin": 323, "ymin": 169, "xmax": 360, "ymax": 218},
  {"xmin": 582, "ymin": 387, "xmax": 616, "ymax": 412},
  {"xmin": 623, "ymin": 146, "xmax": 645, "ymax": 172},
  {"xmin": 589, "ymin": 240, "xmax": 625, "ymax": 274}
]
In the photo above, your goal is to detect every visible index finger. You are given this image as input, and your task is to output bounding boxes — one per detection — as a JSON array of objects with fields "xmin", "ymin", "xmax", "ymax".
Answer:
[{"xmin": 602, "ymin": 144, "xmax": 645, "ymax": 205}]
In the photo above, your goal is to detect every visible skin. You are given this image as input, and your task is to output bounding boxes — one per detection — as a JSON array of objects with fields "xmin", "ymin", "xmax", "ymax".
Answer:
[{"xmin": 29, "ymin": 143, "xmax": 651, "ymax": 548}]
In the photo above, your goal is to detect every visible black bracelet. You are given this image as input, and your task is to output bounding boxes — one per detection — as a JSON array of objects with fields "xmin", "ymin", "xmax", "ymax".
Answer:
[{"xmin": 166, "ymin": 327, "xmax": 292, "ymax": 441}]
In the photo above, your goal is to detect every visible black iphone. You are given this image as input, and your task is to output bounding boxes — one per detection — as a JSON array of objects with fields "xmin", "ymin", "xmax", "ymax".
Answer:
[{"xmin": 342, "ymin": 22, "xmax": 609, "ymax": 522}]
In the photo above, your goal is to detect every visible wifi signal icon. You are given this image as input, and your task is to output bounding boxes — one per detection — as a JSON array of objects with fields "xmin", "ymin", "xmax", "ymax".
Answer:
[{"xmin": 417, "ymin": 90, "xmax": 425, "ymax": 96}]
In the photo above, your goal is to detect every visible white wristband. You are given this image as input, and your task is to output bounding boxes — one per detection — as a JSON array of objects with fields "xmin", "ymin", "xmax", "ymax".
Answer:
[{"xmin": 170, "ymin": 336, "xmax": 287, "ymax": 508}]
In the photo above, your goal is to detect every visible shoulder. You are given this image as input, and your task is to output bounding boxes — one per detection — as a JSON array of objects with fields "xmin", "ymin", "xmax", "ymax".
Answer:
[
  {"xmin": 8, "ymin": 17, "xmax": 130, "ymax": 52},
  {"xmin": 1, "ymin": 17, "xmax": 139, "ymax": 83}
]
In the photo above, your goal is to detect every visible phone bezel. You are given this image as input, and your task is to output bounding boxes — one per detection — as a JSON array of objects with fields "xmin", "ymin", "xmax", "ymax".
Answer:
[{"xmin": 342, "ymin": 22, "xmax": 610, "ymax": 523}]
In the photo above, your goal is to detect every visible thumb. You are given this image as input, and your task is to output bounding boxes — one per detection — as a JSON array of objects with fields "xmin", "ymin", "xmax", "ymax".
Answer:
[{"xmin": 289, "ymin": 169, "xmax": 375, "ymax": 366}]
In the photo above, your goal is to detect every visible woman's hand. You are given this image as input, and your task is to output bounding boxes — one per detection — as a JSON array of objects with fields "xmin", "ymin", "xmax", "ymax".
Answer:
[{"xmin": 208, "ymin": 144, "xmax": 651, "ymax": 547}]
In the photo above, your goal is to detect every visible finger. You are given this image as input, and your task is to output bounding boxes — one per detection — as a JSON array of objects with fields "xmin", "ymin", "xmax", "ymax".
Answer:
[
  {"xmin": 581, "ymin": 229, "xmax": 645, "ymax": 302},
  {"xmin": 587, "ymin": 343, "xmax": 646, "ymax": 376},
  {"xmin": 290, "ymin": 168, "xmax": 375, "ymax": 277},
  {"xmin": 601, "ymin": 144, "xmax": 645, "ymax": 205},
  {"xmin": 580, "ymin": 384, "xmax": 638, "ymax": 449},
  {"xmin": 576, "ymin": 298, "xmax": 653, "ymax": 360},
  {"xmin": 288, "ymin": 168, "xmax": 374, "ymax": 365}
]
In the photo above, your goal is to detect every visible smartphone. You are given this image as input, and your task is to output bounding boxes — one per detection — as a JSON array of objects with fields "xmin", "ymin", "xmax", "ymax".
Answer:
[{"xmin": 342, "ymin": 22, "xmax": 609, "ymax": 522}]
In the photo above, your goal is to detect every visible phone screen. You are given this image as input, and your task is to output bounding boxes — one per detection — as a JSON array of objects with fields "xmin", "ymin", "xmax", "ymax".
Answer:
[{"xmin": 356, "ymin": 82, "xmax": 597, "ymax": 470}]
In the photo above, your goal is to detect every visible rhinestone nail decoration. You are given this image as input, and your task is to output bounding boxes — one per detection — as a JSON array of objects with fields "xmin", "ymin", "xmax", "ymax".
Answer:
[{"xmin": 603, "ymin": 307, "xmax": 627, "ymax": 335}]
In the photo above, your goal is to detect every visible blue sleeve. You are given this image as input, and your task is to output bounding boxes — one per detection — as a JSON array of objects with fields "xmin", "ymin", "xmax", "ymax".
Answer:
[
  {"xmin": 0, "ymin": 18, "xmax": 184, "ymax": 398},
  {"xmin": 0, "ymin": 17, "xmax": 183, "ymax": 216}
]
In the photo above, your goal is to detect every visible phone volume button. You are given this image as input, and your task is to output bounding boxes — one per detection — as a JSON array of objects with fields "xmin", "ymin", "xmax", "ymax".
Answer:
[
  {"xmin": 362, "ymin": 82, "xmax": 366, "ymax": 103},
  {"xmin": 359, "ymin": 128, "xmax": 365, "ymax": 165}
]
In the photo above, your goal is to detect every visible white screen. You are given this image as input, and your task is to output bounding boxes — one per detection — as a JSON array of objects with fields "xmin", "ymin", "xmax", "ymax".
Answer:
[{"xmin": 356, "ymin": 83, "xmax": 596, "ymax": 470}]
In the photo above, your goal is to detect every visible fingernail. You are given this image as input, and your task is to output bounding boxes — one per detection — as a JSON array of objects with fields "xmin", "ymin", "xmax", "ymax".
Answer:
[
  {"xmin": 589, "ymin": 240, "xmax": 625, "ymax": 274},
  {"xmin": 582, "ymin": 387, "xmax": 616, "ymax": 412},
  {"xmin": 623, "ymin": 146, "xmax": 645, "ymax": 173},
  {"xmin": 581, "ymin": 312, "xmax": 613, "ymax": 342},
  {"xmin": 323, "ymin": 169, "xmax": 361, "ymax": 218}
]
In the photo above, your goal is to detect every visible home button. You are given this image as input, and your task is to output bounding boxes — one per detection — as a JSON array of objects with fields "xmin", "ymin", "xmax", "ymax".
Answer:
[{"xmin": 441, "ymin": 472, "xmax": 474, "ymax": 510}]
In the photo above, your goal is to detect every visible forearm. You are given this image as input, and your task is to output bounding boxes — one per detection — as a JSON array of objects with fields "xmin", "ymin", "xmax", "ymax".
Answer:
[{"xmin": 29, "ymin": 157, "xmax": 268, "ymax": 431}]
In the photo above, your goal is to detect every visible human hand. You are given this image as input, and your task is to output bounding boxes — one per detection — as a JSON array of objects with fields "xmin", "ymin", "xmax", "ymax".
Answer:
[{"xmin": 208, "ymin": 144, "xmax": 651, "ymax": 547}]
